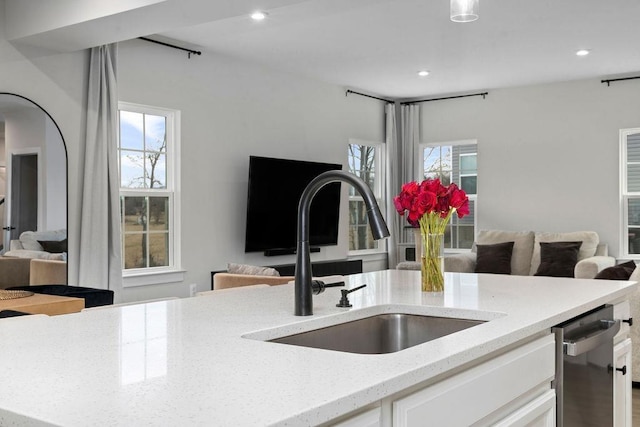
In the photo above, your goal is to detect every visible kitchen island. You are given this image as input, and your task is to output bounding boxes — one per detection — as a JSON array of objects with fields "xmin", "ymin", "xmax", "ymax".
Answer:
[{"xmin": 0, "ymin": 270, "xmax": 635, "ymax": 426}]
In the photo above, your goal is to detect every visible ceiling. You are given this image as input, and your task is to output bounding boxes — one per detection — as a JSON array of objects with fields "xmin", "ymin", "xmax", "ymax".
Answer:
[
  {"xmin": 157, "ymin": 0, "xmax": 640, "ymax": 99},
  {"xmin": 7, "ymin": 0, "xmax": 640, "ymax": 100}
]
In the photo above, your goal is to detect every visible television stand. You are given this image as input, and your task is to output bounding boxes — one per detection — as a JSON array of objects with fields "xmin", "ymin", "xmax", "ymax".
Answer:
[{"xmin": 263, "ymin": 247, "xmax": 320, "ymax": 257}]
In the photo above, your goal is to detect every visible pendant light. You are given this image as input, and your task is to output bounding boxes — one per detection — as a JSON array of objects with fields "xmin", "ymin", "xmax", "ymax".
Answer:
[{"xmin": 450, "ymin": 0, "xmax": 479, "ymax": 23}]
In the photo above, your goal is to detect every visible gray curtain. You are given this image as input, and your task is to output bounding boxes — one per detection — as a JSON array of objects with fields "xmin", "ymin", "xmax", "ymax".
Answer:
[
  {"xmin": 401, "ymin": 103, "xmax": 420, "ymax": 184},
  {"xmin": 78, "ymin": 44, "xmax": 123, "ymax": 302},
  {"xmin": 385, "ymin": 103, "xmax": 400, "ymax": 267}
]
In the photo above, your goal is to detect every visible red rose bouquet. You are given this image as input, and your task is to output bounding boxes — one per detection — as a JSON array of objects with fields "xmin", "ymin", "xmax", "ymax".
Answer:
[{"xmin": 393, "ymin": 178, "xmax": 469, "ymax": 291}]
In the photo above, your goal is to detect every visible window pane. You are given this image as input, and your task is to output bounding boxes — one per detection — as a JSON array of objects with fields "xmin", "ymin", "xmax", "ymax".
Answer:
[
  {"xmin": 145, "ymin": 114, "xmax": 166, "ymax": 152},
  {"xmin": 123, "ymin": 197, "xmax": 147, "ymax": 232},
  {"xmin": 627, "ymin": 164, "xmax": 640, "ymax": 192},
  {"xmin": 627, "ymin": 134, "xmax": 640, "ymax": 162},
  {"xmin": 629, "ymin": 197, "xmax": 640, "ymax": 253},
  {"xmin": 124, "ymin": 233, "xmax": 146, "ymax": 269},
  {"xmin": 349, "ymin": 199, "xmax": 376, "ymax": 250},
  {"xmin": 149, "ymin": 233, "xmax": 169, "ymax": 267},
  {"xmin": 348, "ymin": 144, "xmax": 376, "ymax": 185},
  {"xmin": 146, "ymin": 153, "xmax": 167, "ymax": 189},
  {"xmin": 460, "ymin": 154, "xmax": 477, "ymax": 173},
  {"xmin": 148, "ymin": 197, "xmax": 169, "ymax": 231},
  {"xmin": 121, "ymin": 151, "xmax": 145, "ymax": 188},
  {"xmin": 120, "ymin": 111, "xmax": 144, "ymax": 150},
  {"xmin": 461, "ymin": 176, "xmax": 477, "ymax": 194},
  {"xmin": 423, "ymin": 147, "xmax": 440, "ymax": 176}
]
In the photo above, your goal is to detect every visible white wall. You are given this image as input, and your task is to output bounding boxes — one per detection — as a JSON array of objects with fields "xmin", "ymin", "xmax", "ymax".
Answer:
[
  {"xmin": 118, "ymin": 39, "xmax": 385, "ymax": 300},
  {"xmin": 421, "ymin": 78, "xmax": 640, "ymax": 258}
]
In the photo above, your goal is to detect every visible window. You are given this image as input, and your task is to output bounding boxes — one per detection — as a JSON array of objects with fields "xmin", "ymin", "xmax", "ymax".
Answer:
[
  {"xmin": 118, "ymin": 103, "xmax": 181, "ymax": 283},
  {"xmin": 419, "ymin": 140, "xmax": 477, "ymax": 250},
  {"xmin": 621, "ymin": 128, "xmax": 640, "ymax": 258},
  {"xmin": 347, "ymin": 139, "xmax": 385, "ymax": 252}
]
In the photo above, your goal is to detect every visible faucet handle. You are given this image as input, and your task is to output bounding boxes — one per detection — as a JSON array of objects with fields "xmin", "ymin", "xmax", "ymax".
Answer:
[
  {"xmin": 336, "ymin": 284, "xmax": 367, "ymax": 308},
  {"xmin": 311, "ymin": 280, "xmax": 345, "ymax": 295}
]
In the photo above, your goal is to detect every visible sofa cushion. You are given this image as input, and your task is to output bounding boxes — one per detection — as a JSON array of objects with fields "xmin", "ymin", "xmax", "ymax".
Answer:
[
  {"xmin": 534, "ymin": 241, "xmax": 582, "ymax": 278},
  {"xmin": 19, "ymin": 230, "xmax": 67, "ymax": 252},
  {"xmin": 594, "ymin": 260, "xmax": 637, "ymax": 280},
  {"xmin": 476, "ymin": 230, "xmax": 535, "ymax": 276},
  {"xmin": 529, "ymin": 231, "xmax": 599, "ymax": 275},
  {"xmin": 37, "ymin": 239, "xmax": 67, "ymax": 254},
  {"xmin": 227, "ymin": 263, "xmax": 280, "ymax": 277},
  {"xmin": 475, "ymin": 242, "xmax": 514, "ymax": 275},
  {"xmin": 3, "ymin": 250, "xmax": 65, "ymax": 261}
]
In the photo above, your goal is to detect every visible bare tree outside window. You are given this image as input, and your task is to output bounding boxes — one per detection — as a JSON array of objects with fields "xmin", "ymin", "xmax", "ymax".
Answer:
[{"xmin": 348, "ymin": 143, "xmax": 380, "ymax": 251}]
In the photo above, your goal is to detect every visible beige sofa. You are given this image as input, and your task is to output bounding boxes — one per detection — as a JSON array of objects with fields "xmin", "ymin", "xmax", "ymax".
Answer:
[
  {"xmin": 213, "ymin": 273, "xmax": 294, "ymax": 290},
  {"xmin": 5, "ymin": 229, "xmax": 67, "ymax": 261},
  {"xmin": 444, "ymin": 230, "xmax": 615, "ymax": 279}
]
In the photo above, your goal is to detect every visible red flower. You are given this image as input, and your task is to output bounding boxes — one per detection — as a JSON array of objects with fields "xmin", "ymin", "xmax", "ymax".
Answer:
[{"xmin": 394, "ymin": 178, "xmax": 470, "ymax": 226}]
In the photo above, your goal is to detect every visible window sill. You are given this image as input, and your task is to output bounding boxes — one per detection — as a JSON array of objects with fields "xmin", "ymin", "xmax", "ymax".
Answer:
[{"xmin": 123, "ymin": 269, "xmax": 185, "ymax": 288}]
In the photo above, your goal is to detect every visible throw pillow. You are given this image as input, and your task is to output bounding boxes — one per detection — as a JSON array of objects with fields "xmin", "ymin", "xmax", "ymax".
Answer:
[
  {"xmin": 529, "ymin": 231, "xmax": 599, "ymax": 275},
  {"xmin": 534, "ymin": 241, "xmax": 582, "ymax": 278},
  {"xmin": 474, "ymin": 241, "xmax": 515, "ymax": 275},
  {"xmin": 38, "ymin": 239, "xmax": 68, "ymax": 253},
  {"xmin": 227, "ymin": 262, "xmax": 280, "ymax": 277},
  {"xmin": 476, "ymin": 230, "xmax": 535, "ymax": 276},
  {"xmin": 594, "ymin": 260, "xmax": 637, "ymax": 280}
]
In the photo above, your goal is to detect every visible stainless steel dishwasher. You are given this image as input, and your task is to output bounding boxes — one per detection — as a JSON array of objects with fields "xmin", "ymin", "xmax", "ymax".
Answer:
[{"xmin": 553, "ymin": 305, "xmax": 621, "ymax": 426}]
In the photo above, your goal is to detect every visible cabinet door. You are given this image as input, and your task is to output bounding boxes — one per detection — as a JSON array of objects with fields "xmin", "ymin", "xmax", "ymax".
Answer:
[
  {"xmin": 331, "ymin": 407, "xmax": 380, "ymax": 427},
  {"xmin": 493, "ymin": 390, "xmax": 555, "ymax": 427},
  {"xmin": 614, "ymin": 338, "xmax": 632, "ymax": 427},
  {"xmin": 393, "ymin": 335, "xmax": 555, "ymax": 426}
]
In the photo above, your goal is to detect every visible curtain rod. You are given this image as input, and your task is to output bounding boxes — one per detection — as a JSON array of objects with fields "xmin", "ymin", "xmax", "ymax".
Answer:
[
  {"xmin": 401, "ymin": 92, "xmax": 488, "ymax": 105},
  {"xmin": 139, "ymin": 37, "xmax": 202, "ymax": 58},
  {"xmin": 345, "ymin": 89, "xmax": 393, "ymax": 103},
  {"xmin": 601, "ymin": 76, "xmax": 640, "ymax": 86}
]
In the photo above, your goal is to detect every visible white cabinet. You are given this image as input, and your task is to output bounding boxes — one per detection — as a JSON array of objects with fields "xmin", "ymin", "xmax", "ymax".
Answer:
[
  {"xmin": 331, "ymin": 407, "xmax": 381, "ymax": 427},
  {"xmin": 613, "ymin": 300, "xmax": 632, "ymax": 427},
  {"xmin": 392, "ymin": 335, "xmax": 555, "ymax": 426},
  {"xmin": 614, "ymin": 338, "xmax": 632, "ymax": 427},
  {"xmin": 492, "ymin": 390, "xmax": 555, "ymax": 427}
]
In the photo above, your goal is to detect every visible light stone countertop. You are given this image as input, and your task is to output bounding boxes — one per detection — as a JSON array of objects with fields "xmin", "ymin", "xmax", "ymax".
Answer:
[{"xmin": 0, "ymin": 270, "xmax": 635, "ymax": 426}]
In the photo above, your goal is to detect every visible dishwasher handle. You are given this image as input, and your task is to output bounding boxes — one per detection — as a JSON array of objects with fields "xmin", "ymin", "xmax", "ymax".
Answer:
[{"xmin": 563, "ymin": 319, "xmax": 620, "ymax": 356}]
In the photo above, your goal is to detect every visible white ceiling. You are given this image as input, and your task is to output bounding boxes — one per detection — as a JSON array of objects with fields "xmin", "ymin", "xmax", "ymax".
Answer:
[
  {"xmin": 7, "ymin": 0, "xmax": 640, "ymax": 100},
  {"xmin": 158, "ymin": 0, "xmax": 640, "ymax": 99}
]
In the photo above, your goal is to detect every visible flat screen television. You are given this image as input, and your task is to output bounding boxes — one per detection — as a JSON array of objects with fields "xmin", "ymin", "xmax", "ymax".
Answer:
[{"xmin": 244, "ymin": 156, "xmax": 342, "ymax": 255}]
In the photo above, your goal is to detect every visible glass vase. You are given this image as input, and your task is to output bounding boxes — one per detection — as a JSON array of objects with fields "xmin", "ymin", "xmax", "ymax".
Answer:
[{"xmin": 420, "ymin": 232, "xmax": 445, "ymax": 292}]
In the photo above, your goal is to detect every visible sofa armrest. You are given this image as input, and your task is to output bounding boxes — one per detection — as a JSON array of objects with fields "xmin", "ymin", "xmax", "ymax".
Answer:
[
  {"xmin": 30, "ymin": 259, "xmax": 67, "ymax": 285},
  {"xmin": 213, "ymin": 273, "xmax": 294, "ymax": 290},
  {"xmin": 444, "ymin": 252, "xmax": 477, "ymax": 273},
  {"xmin": 574, "ymin": 256, "xmax": 616, "ymax": 279},
  {"xmin": 0, "ymin": 257, "xmax": 31, "ymax": 289}
]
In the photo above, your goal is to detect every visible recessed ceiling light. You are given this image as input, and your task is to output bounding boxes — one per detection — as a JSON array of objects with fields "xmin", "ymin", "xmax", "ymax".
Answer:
[
  {"xmin": 576, "ymin": 49, "xmax": 590, "ymax": 57},
  {"xmin": 251, "ymin": 11, "xmax": 267, "ymax": 21},
  {"xmin": 418, "ymin": 70, "xmax": 430, "ymax": 77}
]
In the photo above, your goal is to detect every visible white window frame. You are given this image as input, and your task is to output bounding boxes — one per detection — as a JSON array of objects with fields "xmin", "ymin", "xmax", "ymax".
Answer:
[
  {"xmin": 118, "ymin": 102, "xmax": 183, "ymax": 287},
  {"xmin": 620, "ymin": 128, "xmax": 640, "ymax": 259},
  {"xmin": 418, "ymin": 139, "xmax": 478, "ymax": 253},
  {"xmin": 347, "ymin": 138, "xmax": 387, "ymax": 255}
]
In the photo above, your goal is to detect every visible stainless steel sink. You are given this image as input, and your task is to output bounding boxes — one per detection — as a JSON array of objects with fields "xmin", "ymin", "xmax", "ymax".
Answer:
[{"xmin": 269, "ymin": 313, "xmax": 485, "ymax": 354}]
